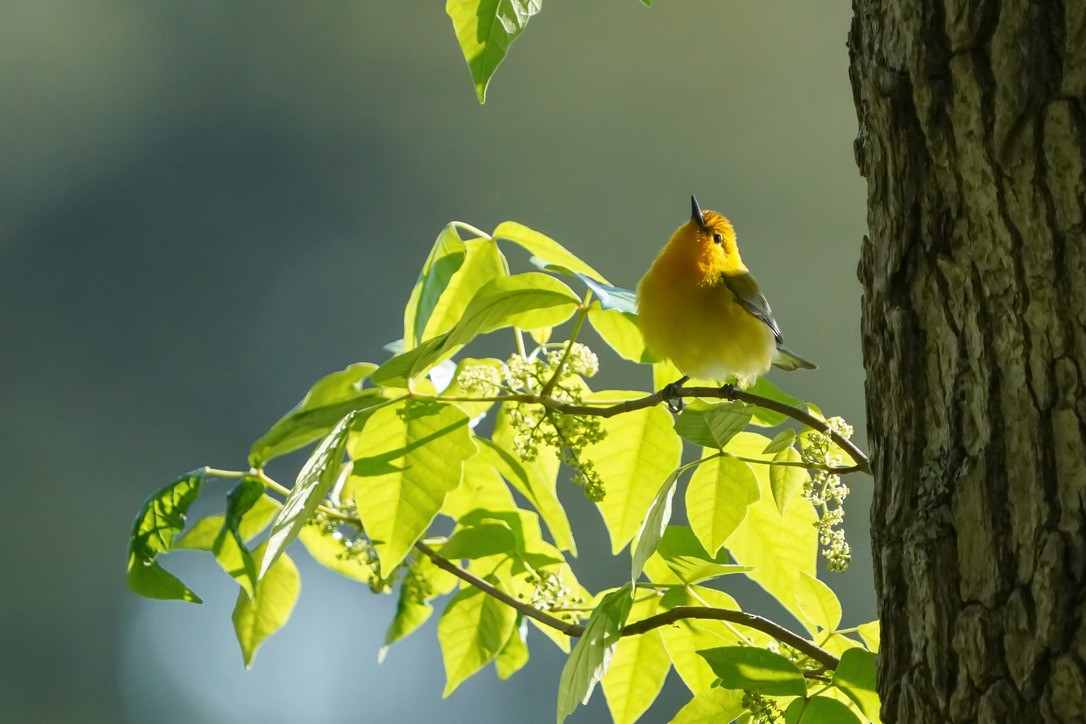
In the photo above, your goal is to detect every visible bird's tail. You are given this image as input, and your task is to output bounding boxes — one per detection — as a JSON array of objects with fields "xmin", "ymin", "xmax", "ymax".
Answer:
[{"xmin": 772, "ymin": 344, "xmax": 817, "ymax": 371}]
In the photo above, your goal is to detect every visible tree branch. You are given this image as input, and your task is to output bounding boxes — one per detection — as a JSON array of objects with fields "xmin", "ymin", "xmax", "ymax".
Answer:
[
  {"xmin": 621, "ymin": 605, "xmax": 840, "ymax": 671},
  {"xmin": 413, "ymin": 540, "xmax": 841, "ymax": 672}
]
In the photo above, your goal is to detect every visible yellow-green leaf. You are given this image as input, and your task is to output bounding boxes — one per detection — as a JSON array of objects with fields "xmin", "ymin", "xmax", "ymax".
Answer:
[
  {"xmin": 441, "ymin": 443, "xmax": 518, "ymax": 521},
  {"xmin": 350, "ymin": 400, "xmax": 477, "ymax": 576},
  {"xmin": 675, "ymin": 400, "xmax": 753, "ymax": 450},
  {"xmin": 438, "ymin": 584, "xmax": 517, "ymax": 695},
  {"xmin": 405, "ymin": 229, "xmax": 508, "ymax": 350},
  {"xmin": 697, "ymin": 646, "xmax": 806, "ymax": 697},
  {"xmin": 769, "ymin": 446, "xmax": 808, "ymax": 516},
  {"xmin": 249, "ymin": 363, "xmax": 381, "ymax": 465},
  {"xmin": 856, "ymin": 620, "xmax": 880, "ymax": 652},
  {"xmin": 296, "ymin": 524, "xmax": 377, "ymax": 584},
  {"xmin": 557, "ymin": 586, "xmax": 634, "ymax": 723},
  {"xmin": 602, "ymin": 596, "xmax": 671, "ymax": 724},
  {"xmin": 831, "ymin": 648, "xmax": 880, "ymax": 723},
  {"xmin": 794, "ymin": 571, "xmax": 842, "ymax": 635},
  {"xmin": 642, "ymin": 526, "xmax": 751, "ymax": 586},
  {"xmin": 784, "ymin": 695, "xmax": 863, "ymax": 724},
  {"xmin": 259, "ymin": 413, "xmax": 353, "ymax": 580},
  {"xmin": 724, "ymin": 433, "xmax": 818, "ymax": 624},
  {"xmin": 489, "ymin": 413, "xmax": 575, "ymax": 553},
  {"xmin": 582, "ymin": 395, "xmax": 682, "ymax": 553},
  {"xmin": 588, "ymin": 304, "xmax": 651, "ymax": 363},
  {"xmin": 233, "ymin": 547, "xmax": 300, "ymax": 668},
  {"xmin": 175, "ymin": 493, "xmax": 280, "ymax": 551},
  {"xmin": 446, "ymin": 0, "xmax": 542, "ymax": 104},
  {"xmin": 668, "ymin": 688, "xmax": 747, "ymax": 724},
  {"xmin": 686, "ymin": 452, "xmax": 760, "ymax": 557},
  {"xmin": 496, "ymin": 617, "xmax": 530, "ymax": 680},
  {"xmin": 493, "ymin": 220, "xmax": 607, "ymax": 282},
  {"xmin": 659, "ymin": 586, "xmax": 745, "ymax": 694}
]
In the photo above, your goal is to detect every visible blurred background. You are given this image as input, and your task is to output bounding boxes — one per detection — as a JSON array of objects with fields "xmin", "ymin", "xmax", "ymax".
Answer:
[{"xmin": 0, "ymin": 2, "xmax": 870, "ymax": 722}]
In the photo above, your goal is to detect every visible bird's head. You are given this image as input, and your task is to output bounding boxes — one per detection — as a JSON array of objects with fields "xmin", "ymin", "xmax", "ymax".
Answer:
[{"xmin": 684, "ymin": 195, "xmax": 744, "ymax": 277}]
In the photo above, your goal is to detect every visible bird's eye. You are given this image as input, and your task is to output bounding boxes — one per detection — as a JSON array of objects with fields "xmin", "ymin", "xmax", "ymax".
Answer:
[{"xmin": 712, "ymin": 232, "xmax": 724, "ymax": 245}]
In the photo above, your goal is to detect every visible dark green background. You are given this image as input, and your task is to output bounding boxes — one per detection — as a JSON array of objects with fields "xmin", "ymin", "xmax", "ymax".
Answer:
[{"xmin": 0, "ymin": 2, "xmax": 871, "ymax": 722}]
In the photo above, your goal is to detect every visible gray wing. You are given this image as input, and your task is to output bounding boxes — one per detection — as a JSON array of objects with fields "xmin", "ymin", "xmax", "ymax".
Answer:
[{"xmin": 722, "ymin": 272, "xmax": 783, "ymax": 343}]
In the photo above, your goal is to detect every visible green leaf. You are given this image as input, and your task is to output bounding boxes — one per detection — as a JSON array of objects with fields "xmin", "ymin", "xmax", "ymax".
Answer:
[
  {"xmin": 350, "ymin": 400, "xmax": 477, "ymax": 575},
  {"xmin": 855, "ymin": 620, "xmax": 880, "ymax": 652},
  {"xmin": 582, "ymin": 395, "xmax": 683, "ymax": 553},
  {"xmin": 381, "ymin": 587, "xmax": 434, "ymax": 661},
  {"xmin": 440, "ymin": 520, "xmax": 518, "ymax": 559},
  {"xmin": 659, "ymin": 587, "xmax": 744, "ymax": 694},
  {"xmin": 794, "ymin": 572, "xmax": 842, "ymax": 635},
  {"xmin": 784, "ymin": 695, "xmax": 863, "ymax": 724},
  {"xmin": 249, "ymin": 363, "xmax": 381, "ymax": 465},
  {"xmin": 212, "ymin": 477, "xmax": 267, "ymax": 597},
  {"xmin": 233, "ymin": 545, "xmax": 300, "ymax": 668},
  {"xmin": 440, "ymin": 440, "xmax": 519, "ymax": 520},
  {"xmin": 668, "ymin": 688, "xmax": 747, "ymax": 724},
  {"xmin": 126, "ymin": 469, "xmax": 205, "ymax": 603},
  {"xmin": 296, "ymin": 524, "xmax": 377, "ymax": 583},
  {"xmin": 259, "ymin": 413, "xmax": 353, "ymax": 580},
  {"xmin": 493, "ymin": 221, "xmax": 607, "ymax": 283},
  {"xmin": 686, "ymin": 452, "xmax": 760, "ymax": 557},
  {"xmin": 446, "ymin": 0, "xmax": 542, "ymax": 103},
  {"xmin": 587, "ymin": 304, "xmax": 651, "ymax": 363},
  {"xmin": 770, "ymin": 446, "xmax": 808, "ymax": 515},
  {"xmin": 372, "ymin": 272, "xmax": 580, "ymax": 387},
  {"xmin": 675, "ymin": 400, "xmax": 753, "ymax": 449},
  {"xmin": 175, "ymin": 492, "xmax": 280, "ymax": 551},
  {"xmin": 557, "ymin": 586, "xmax": 634, "ymax": 723},
  {"xmin": 697, "ymin": 646, "xmax": 806, "ymax": 697},
  {"xmin": 438, "ymin": 583, "xmax": 517, "ymax": 695},
  {"xmin": 763, "ymin": 428, "xmax": 797, "ymax": 454},
  {"xmin": 631, "ymin": 462, "xmax": 690, "ymax": 583},
  {"xmin": 602, "ymin": 597, "xmax": 671, "ymax": 724},
  {"xmin": 724, "ymin": 433, "xmax": 818, "ymax": 622},
  {"xmin": 831, "ymin": 649, "xmax": 880, "ymax": 723},
  {"xmin": 496, "ymin": 617, "xmax": 530, "ymax": 680},
  {"xmin": 488, "ymin": 414, "xmax": 575, "ymax": 552},
  {"xmin": 643, "ymin": 526, "xmax": 751, "ymax": 586},
  {"xmin": 406, "ymin": 230, "xmax": 509, "ymax": 349},
  {"xmin": 745, "ymin": 377, "xmax": 802, "ymax": 427},
  {"xmin": 404, "ymin": 223, "xmax": 466, "ymax": 349}
]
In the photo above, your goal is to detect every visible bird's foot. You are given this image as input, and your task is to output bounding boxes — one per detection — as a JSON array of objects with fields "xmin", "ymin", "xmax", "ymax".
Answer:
[
  {"xmin": 718, "ymin": 382, "xmax": 738, "ymax": 401},
  {"xmin": 662, "ymin": 376, "xmax": 689, "ymax": 413}
]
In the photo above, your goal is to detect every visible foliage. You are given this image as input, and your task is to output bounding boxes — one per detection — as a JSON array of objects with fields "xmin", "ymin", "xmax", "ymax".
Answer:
[{"xmin": 127, "ymin": 219, "xmax": 876, "ymax": 722}]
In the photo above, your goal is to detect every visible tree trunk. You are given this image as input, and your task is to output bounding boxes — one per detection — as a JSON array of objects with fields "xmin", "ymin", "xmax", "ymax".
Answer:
[{"xmin": 849, "ymin": 2, "xmax": 1086, "ymax": 722}]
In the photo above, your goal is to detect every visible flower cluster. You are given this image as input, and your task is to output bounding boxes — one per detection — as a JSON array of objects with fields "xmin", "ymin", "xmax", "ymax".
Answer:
[
  {"xmin": 309, "ymin": 502, "xmax": 393, "ymax": 592},
  {"xmin": 459, "ymin": 342, "xmax": 607, "ymax": 500},
  {"xmin": 517, "ymin": 568, "xmax": 586, "ymax": 624},
  {"xmin": 742, "ymin": 691, "xmax": 783, "ymax": 723},
  {"xmin": 801, "ymin": 417, "xmax": 853, "ymax": 572}
]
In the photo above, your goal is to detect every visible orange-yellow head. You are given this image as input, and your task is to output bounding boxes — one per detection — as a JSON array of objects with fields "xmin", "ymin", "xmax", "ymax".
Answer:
[{"xmin": 665, "ymin": 195, "xmax": 748, "ymax": 284}]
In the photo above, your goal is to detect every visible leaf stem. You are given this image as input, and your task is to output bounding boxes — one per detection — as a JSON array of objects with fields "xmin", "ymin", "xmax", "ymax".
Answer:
[{"xmin": 538, "ymin": 290, "xmax": 593, "ymax": 398}]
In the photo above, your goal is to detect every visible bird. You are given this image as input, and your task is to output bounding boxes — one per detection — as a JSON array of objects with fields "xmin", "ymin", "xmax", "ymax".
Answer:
[{"xmin": 636, "ymin": 196, "xmax": 815, "ymax": 404}]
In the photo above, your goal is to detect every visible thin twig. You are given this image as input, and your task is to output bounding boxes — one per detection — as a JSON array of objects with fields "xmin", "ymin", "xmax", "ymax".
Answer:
[{"xmin": 413, "ymin": 541, "xmax": 580, "ymax": 635}]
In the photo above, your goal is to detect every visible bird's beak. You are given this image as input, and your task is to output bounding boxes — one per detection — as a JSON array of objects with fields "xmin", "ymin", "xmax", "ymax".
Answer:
[{"xmin": 690, "ymin": 195, "xmax": 708, "ymax": 230}]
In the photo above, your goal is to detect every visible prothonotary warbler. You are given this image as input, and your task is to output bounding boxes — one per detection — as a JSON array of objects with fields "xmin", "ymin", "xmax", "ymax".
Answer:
[{"xmin": 637, "ymin": 196, "xmax": 816, "ymax": 398}]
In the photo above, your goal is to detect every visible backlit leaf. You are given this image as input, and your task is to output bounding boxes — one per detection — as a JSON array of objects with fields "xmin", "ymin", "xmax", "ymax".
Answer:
[
  {"xmin": 642, "ymin": 526, "xmax": 751, "ymax": 586},
  {"xmin": 126, "ymin": 469, "xmax": 205, "ymax": 603},
  {"xmin": 259, "ymin": 414, "xmax": 353, "ymax": 580},
  {"xmin": 668, "ymin": 688, "xmax": 747, "ymax": 724},
  {"xmin": 602, "ymin": 596, "xmax": 671, "ymax": 724},
  {"xmin": 404, "ymin": 223, "xmax": 467, "ymax": 349},
  {"xmin": 831, "ymin": 649, "xmax": 880, "ymax": 723},
  {"xmin": 233, "ymin": 545, "xmax": 300, "ymax": 668},
  {"xmin": 697, "ymin": 646, "xmax": 806, "ymax": 697},
  {"xmin": 770, "ymin": 446, "xmax": 808, "ymax": 515},
  {"xmin": 783, "ymin": 695, "xmax": 863, "ymax": 724},
  {"xmin": 446, "ymin": 0, "xmax": 542, "ymax": 103},
  {"xmin": 588, "ymin": 304, "xmax": 651, "ymax": 363},
  {"xmin": 675, "ymin": 400, "xmax": 753, "ymax": 449},
  {"xmin": 794, "ymin": 571, "xmax": 842, "ymax": 635},
  {"xmin": 582, "ymin": 394, "xmax": 682, "ymax": 553},
  {"xmin": 496, "ymin": 617, "xmax": 530, "ymax": 680},
  {"xmin": 350, "ymin": 400, "xmax": 477, "ymax": 575},
  {"xmin": 557, "ymin": 586, "xmax": 634, "ymax": 723},
  {"xmin": 686, "ymin": 452, "xmax": 760, "ymax": 557},
  {"xmin": 438, "ymin": 583, "xmax": 517, "ymax": 695},
  {"xmin": 493, "ymin": 221, "xmax": 607, "ymax": 282},
  {"xmin": 249, "ymin": 363, "xmax": 381, "ymax": 465}
]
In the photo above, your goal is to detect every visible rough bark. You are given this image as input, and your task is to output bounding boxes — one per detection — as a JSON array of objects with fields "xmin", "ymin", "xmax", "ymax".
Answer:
[{"xmin": 849, "ymin": 1, "xmax": 1086, "ymax": 722}]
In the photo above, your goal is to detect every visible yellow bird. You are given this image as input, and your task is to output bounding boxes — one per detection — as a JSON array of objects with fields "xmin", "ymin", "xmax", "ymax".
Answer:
[{"xmin": 637, "ymin": 196, "xmax": 816, "ymax": 395}]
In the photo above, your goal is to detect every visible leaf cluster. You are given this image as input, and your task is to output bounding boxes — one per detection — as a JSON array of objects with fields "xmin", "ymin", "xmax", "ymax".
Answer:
[{"xmin": 126, "ymin": 219, "xmax": 876, "ymax": 723}]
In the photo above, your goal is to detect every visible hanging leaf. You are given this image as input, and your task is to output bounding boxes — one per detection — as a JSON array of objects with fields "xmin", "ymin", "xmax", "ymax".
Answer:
[
  {"xmin": 446, "ymin": 0, "xmax": 543, "ymax": 103},
  {"xmin": 126, "ymin": 469, "xmax": 205, "ymax": 603}
]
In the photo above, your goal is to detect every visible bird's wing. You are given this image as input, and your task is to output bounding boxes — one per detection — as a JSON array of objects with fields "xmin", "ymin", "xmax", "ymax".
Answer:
[{"xmin": 721, "ymin": 272, "xmax": 784, "ymax": 343}]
